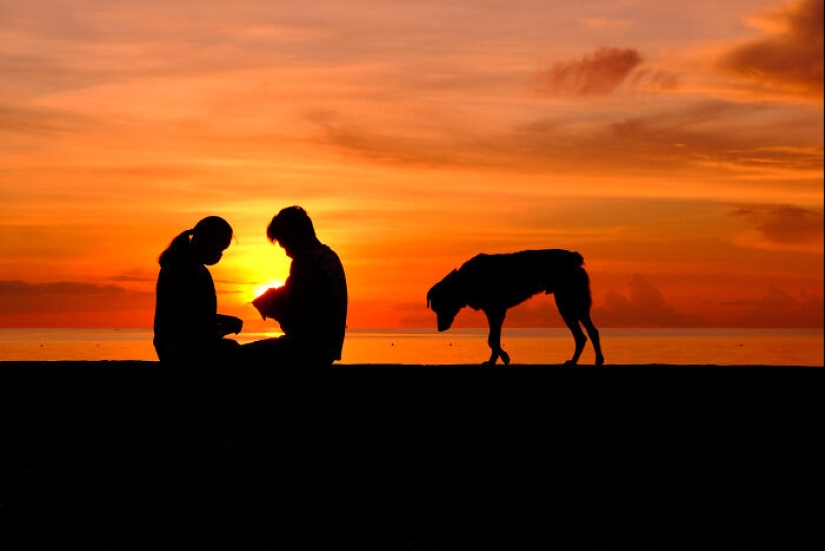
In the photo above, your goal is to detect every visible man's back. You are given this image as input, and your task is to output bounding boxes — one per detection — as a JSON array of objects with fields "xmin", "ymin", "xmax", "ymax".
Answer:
[{"xmin": 282, "ymin": 241, "xmax": 348, "ymax": 362}]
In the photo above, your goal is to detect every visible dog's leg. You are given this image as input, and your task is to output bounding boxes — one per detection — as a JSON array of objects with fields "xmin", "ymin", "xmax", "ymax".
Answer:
[
  {"xmin": 580, "ymin": 313, "xmax": 604, "ymax": 366},
  {"xmin": 483, "ymin": 309, "xmax": 510, "ymax": 366},
  {"xmin": 557, "ymin": 306, "xmax": 587, "ymax": 365}
]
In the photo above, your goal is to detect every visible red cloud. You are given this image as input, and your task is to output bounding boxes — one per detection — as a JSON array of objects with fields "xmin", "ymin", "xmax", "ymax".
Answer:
[
  {"xmin": 725, "ymin": 285, "xmax": 824, "ymax": 328},
  {"xmin": 0, "ymin": 280, "xmax": 153, "ymax": 315},
  {"xmin": 533, "ymin": 47, "xmax": 643, "ymax": 97},
  {"xmin": 732, "ymin": 205, "xmax": 824, "ymax": 245},
  {"xmin": 720, "ymin": 0, "xmax": 824, "ymax": 99},
  {"xmin": 592, "ymin": 275, "xmax": 701, "ymax": 327}
]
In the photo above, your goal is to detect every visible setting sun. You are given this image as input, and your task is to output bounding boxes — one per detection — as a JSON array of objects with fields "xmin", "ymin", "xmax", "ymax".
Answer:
[{"xmin": 252, "ymin": 281, "xmax": 285, "ymax": 303}]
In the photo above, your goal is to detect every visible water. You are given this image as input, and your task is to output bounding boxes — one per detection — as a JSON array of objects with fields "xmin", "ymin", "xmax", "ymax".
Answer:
[{"xmin": 0, "ymin": 328, "xmax": 822, "ymax": 366}]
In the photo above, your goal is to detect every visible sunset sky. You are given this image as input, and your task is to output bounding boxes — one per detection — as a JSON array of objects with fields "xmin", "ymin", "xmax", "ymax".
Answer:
[{"xmin": 1, "ymin": 0, "xmax": 822, "ymax": 329}]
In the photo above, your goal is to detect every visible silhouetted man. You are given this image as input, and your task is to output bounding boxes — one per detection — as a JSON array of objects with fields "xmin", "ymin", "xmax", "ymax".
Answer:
[{"xmin": 242, "ymin": 206, "xmax": 347, "ymax": 370}]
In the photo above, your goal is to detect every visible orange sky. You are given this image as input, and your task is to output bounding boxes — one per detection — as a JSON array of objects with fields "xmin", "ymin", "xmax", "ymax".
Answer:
[{"xmin": 1, "ymin": 0, "xmax": 822, "ymax": 329}]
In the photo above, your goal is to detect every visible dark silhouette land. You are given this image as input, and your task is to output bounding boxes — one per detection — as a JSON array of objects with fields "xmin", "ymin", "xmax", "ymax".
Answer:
[
  {"xmin": 0, "ymin": 361, "xmax": 819, "ymax": 550},
  {"xmin": 242, "ymin": 206, "xmax": 347, "ymax": 370},
  {"xmin": 427, "ymin": 249, "xmax": 604, "ymax": 366},
  {"xmin": 153, "ymin": 216, "xmax": 243, "ymax": 365}
]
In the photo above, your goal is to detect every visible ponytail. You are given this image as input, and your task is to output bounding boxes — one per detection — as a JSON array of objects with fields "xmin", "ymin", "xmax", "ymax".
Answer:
[
  {"xmin": 158, "ymin": 229, "xmax": 194, "ymax": 266},
  {"xmin": 158, "ymin": 216, "xmax": 232, "ymax": 266}
]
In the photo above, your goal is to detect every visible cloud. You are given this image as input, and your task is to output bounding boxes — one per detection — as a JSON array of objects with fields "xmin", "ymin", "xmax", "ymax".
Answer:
[
  {"xmin": 0, "ymin": 280, "xmax": 153, "ymax": 315},
  {"xmin": 533, "ymin": 47, "xmax": 644, "ymax": 97},
  {"xmin": 108, "ymin": 269, "xmax": 157, "ymax": 283},
  {"xmin": 0, "ymin": 103, "xmax": 94, "ymax": 137},
  {"xmin": 306, "ymin": 98, "xmax": 820, "ymax": 182},
  {"xmin": 732, "ymin": 204, "xmax": 824, "ymax": 246},
  {"xmin": 724, "ymin": 285, "xmax": 824, "ymax": 327},
  {"xmin": 305, "ymin": 109, "xmax": 491, "ymax": 168},
  {"xmin": 592, "ymin": 275, "xmax": 702, "ymax": 327},
  {"xmin": 626, "ymin": 68, "xmax": 680, "ymax": 93},
  {"xmin": 719, "ymin": 0, "xmax": 824, "ymax": 100}
]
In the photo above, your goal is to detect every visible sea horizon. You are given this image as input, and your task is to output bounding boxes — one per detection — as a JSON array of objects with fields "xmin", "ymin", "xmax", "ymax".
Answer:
[{"xmin": 1, "ymin": 327, "xmax": 822, "ymax": 366}]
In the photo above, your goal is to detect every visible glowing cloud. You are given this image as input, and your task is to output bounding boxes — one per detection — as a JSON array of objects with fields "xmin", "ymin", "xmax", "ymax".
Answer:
[
  {"xmin": 732, "ymin": 204, "xmax": 824, "ymax": 244},
  {"xmin": 533, "ymin": 47, "xmax": 644, "ymax": 97},
  {"xmin": 720, "ymin": 0, "xmax": 824, "ymax": 100},
  {"xmin": 593, "ymin": 275, "xmax": 701, "ymax": 327},
  {"xmin": 0, "ymin": 280, "xmax": 154, "ymax": 327}
]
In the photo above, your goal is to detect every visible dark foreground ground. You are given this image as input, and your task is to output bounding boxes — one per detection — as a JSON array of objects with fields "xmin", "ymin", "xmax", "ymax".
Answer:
[{"xmin": 0, "ymin": 362, "xmax": 821, "ymax": 550}]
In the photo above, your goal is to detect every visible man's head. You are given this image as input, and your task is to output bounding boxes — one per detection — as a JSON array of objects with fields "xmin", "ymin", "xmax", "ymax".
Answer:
[{"xmin": 266, "ymin": 206, "xmax": 316, "ymax": 257}]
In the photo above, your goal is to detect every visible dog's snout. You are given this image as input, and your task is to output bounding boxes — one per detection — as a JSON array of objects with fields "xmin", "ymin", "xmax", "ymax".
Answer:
[{"xmin": 436, "ymin": 315, "xmax": 454, "ymax": 332}]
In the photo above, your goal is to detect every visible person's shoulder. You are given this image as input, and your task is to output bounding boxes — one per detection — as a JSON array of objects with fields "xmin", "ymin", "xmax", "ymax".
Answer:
[
  {"xmin": 320, "ymin": 242, "xmax": 341, "ymax": 257},
  {"xmin": 321, "ymin": 244, "xmax": 345, "ymax": 268},
  {"xmin": 307, "ymin": 242, "xmax": 339, "ymax": 261},
  {"xmin": 159, "ymin": 257, "xmax": 206, "ymax": 281},
  {"xmin": 300, "ymin": 244, "xmax": 344, "ymax": 277}
]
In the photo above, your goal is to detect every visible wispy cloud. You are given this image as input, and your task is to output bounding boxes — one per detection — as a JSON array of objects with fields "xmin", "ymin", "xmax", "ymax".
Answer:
[
  {"xmin": 731, "ymin": 204, "xmax": 824, "ymax": 249},
  {"xmin": 0, "ymin": 280, "xmax": 153, "ymax": 315},
  {"xmin": 307, "ymin": 99, "xmax": 820, "ymax": 185},
  {"xmin": 108, "ymin": 269, "xmax": 157, "ymax": 283},
  {"xmin": 719, "ymin": 0, "xmax": 824, "ymax": 100},
  {"xmin": 533, "ymin": 47, "xmax": 644, "ymax": 97},
  {"xmin": 724, "ymin": 284, "xmax": 824, "ymax": 327}
]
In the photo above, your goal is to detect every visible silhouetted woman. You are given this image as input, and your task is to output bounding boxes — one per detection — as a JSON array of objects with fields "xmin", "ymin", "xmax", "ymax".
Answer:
[{"xmin": 153, "ymin": 216, "xmax": 243, "ymax": 365}]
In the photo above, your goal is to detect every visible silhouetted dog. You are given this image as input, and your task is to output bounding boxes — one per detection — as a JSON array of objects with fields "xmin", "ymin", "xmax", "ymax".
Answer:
[{"xmin": 427, "ymin": 249, "xmax": 604, "ymax": 366}]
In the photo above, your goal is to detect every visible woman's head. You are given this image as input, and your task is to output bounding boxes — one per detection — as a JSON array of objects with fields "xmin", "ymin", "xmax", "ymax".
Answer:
[
  {"xmin": 192, "ymin": 216, "xmax": 233, "ymax": 265},
  {"xmin": 159, "ymin": 216, "xmax": 233, "ymax": 267}
]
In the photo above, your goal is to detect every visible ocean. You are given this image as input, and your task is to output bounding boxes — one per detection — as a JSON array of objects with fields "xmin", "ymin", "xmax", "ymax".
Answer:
[{"xmin": 0, "ymin": 327, "xmax": 822, "ymax": 366}]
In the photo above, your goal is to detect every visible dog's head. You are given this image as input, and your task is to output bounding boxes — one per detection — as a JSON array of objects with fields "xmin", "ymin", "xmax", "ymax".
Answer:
[{"xmin": 427, "ymin": 269, "xmax": 464, "ymax": 332}]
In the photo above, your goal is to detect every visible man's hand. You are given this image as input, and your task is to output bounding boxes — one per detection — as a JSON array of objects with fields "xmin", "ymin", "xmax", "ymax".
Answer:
[
  {"xmin": 252, "ymin": 286, "xmax": 286, "ymax": 321},
  {"xmin": 216, "ymin": 314, "xmax": 244, "ymax": 336}
]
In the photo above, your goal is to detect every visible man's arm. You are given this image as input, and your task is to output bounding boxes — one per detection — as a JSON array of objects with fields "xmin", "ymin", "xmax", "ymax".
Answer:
[
  {"xmin": 215, "ymin": 314, "xmax": 243, "ymax": 336},
  {"xmin": 252, "ymin": 285, "xmax": 289, "ymax": 322}
]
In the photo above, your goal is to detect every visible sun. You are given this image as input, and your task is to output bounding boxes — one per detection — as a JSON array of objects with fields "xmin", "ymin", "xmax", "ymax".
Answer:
[{"xmin": 251, "ymin": 280, "xmax": 285, "ymax": 302}]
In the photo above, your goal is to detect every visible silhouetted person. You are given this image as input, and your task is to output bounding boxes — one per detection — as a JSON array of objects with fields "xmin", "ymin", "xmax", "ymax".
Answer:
[
  {"xmin": 153, "ymin": 216, "xmax": 243, "ymax": 365},
  {"xmin": 242, "ymin": 206, "xmax": 347, "ymax": 370}
]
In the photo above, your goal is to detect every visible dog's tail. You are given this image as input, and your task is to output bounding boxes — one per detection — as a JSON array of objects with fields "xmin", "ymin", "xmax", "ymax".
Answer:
[
  {"xmin": 570, "ymin": 251, "xmax": 584, "ymax": 266},
  {"xmin": 565, "ymin": 253, "xmax": 593, "ymax": 309}
]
